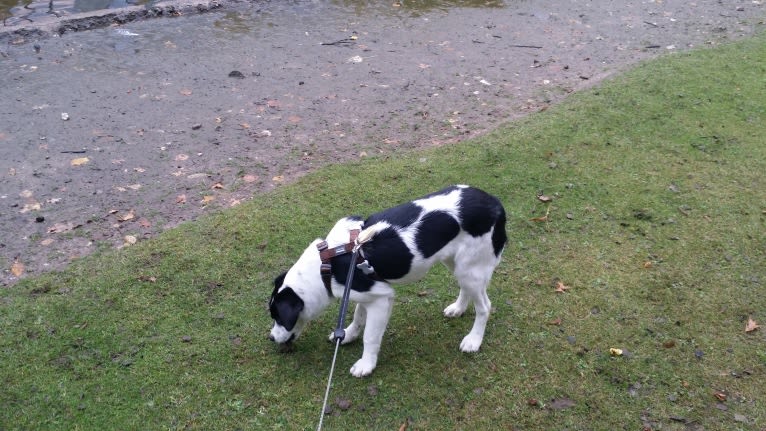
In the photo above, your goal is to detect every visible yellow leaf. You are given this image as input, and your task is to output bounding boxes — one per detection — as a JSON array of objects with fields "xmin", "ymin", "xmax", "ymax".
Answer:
[
  {"xmin": 745, "ymin": 317, "xmax": 760, "ymax": 333},
  {"xmin": 272, "ymin": 175, "xmax": 284, "ymax": 183},
  {"xmin": 201, "ymin": 195, "xmax": 215, "ymax": 204},
  {"xmin": 554, "ymin": 281, "xmax": 571, "ymax": 293},
  {"xmin": 71, "ymin": 157, "xmax": 90, "ymax": 166},
  {"xmin": 11, "ymin": 260, "xmax": 25, "ymax": 277},
  {"xmin": 124, "ymin": 235, "xmax": 137, "ymax": 245},
  {"xmin": 609, "ymin": 348, "xmax": 623, "ymax": 357},
  {"xmin": 118, "ymin": 211, "xmax": 135, "ymax": 222},
  {"xmin": 176, "ymin": 194, "xmax": 187, "ymax": 204}
]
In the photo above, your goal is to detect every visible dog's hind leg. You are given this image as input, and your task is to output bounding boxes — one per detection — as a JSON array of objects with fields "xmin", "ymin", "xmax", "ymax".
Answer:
[
  {"xmin": 449, "ymin": 259, "xmax": 498, "ymax": 352},
  {"xmin": 329, "ymin": 303, "xmax": 366, "ymax": 345},
  {"xmin": 350, "ymin": 296, "xmax": 394, "ymax": 377}
]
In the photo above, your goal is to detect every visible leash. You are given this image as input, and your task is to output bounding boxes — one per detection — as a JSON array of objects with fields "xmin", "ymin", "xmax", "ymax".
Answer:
[{"xmin": 317, "ymin": 243, "xmax": 361, "ymax": 431}]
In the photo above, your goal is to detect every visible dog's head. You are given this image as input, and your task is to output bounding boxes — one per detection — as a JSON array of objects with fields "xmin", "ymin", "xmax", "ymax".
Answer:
[{"xmin": 268, "ymin": 271, "xmax": 306, "ymax": 346}]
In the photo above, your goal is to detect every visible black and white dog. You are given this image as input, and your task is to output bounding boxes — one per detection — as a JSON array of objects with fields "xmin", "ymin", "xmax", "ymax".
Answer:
[{"xmin": 268, "ymin": 185, "xmax": 507, "ymax": 377}]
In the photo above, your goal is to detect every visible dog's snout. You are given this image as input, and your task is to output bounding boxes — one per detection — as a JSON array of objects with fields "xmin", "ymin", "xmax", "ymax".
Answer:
[{"xmin": 268, "ymin": 333, "xmax": 275, "ymax": 342}]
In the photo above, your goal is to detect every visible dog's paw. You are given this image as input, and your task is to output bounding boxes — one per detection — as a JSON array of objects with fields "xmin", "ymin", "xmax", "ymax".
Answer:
[
  {"xmin": 350, "ymin": 358, "xmax": 376, "ymax": 377},
  {"xmin": 328, "ymin": 328, "xmax": 360, "ymax": 345},
  {"xmin": 459, "ymin": 334, "xmax": 483, "ymax": 352},
  {"xmin": 443, "ymin": 302, "xmax": 467, "ymax": 318}
]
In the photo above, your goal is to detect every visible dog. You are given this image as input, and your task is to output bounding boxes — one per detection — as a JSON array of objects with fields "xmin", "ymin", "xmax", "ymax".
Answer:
[{"xmin": 268, "ymin": 185, "xmax": 507, "ymax": 377}]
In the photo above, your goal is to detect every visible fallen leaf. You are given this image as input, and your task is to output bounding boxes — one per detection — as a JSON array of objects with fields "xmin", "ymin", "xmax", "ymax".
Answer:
[
  {"xmin": 272, "ymin": 175, "xmax": 284, "ymax": 183},
  {"xmin": 175, "ymin": 154, "xmax": 189, "ymax": 161},
  {"xmin": 20, "ymin": 202, "xmax": 41, "ymax": 213},
  {"xmin": 11, "ymin": 260, "xmax": 25, "ymax": 277},
  {"xmin": 530, "ymin": 215, "xmax": 548, "ymax": 222},
  {"xmin": 201, "ymin": 195, "xmax": 215, "ymax": 205},
  {"xmin": 176, "ymin": 194, "xmax": 187, "ymax": 204},
  {"xmin": 538, "ymin": 195, "xmax": 553, "ymax": 203},
  {"xmin": 243, "ymin": 174, "xmax": 258, "ymax": 183},
  {"xmin": 643, "ymin": 261, "xmax": 653, "ymax": 268},
  {"xmin": 609, "ymin": 348, "xmax": 624, "ymax": 357},
  {"xmin": 118, "ymin": 211, "xmax": 135, "ymax": 222},
  {"xmin": 138, "ymin": 275, "xmax": 157, "ymax": 282},
  {"xmin": 554, "ymin": 281, "xmax": 571, "ymax": 293},
  {"xmin": 127, "ymin": 184, "xmax": 142, "ymax": 191},
  {"xmin": 211, "ymin": 182, "xmax": 224, "ymax": 189},
  {"xmin": 123, "ymin": 235, "xmax": 137, "ymax": 245},
  {"xmin": 714, "ymin": 391, "xmax": 727, "ymax": 402},
  {"xmin": 48, "ymin": 222, "xmax": 78, "ymax": 233},
  {"xmin": 548, "ymin": 317, "xmax": 562, "ymax": 326},
  {"xmin": 745, "ymin": 317, "xmax": 760, "ymax": 333},
  {"xmin": 70, "ymin": 157, "xmax": 90, "ymax": 166},
  {"xmin": 179, "ymin": 89, "xmax": 193, "ymax": 96},
  {"xmin": 133, "ymin": 167, "xmax": 146, "ymax": 173}
]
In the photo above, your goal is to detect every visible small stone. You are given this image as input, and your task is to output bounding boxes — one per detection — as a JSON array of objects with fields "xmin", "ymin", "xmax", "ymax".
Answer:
[
  {"xmin": 191, "ymin": 124, "xmax": 202, "ymax": 130},
  {"xmin": 335, "ymin": 398, "xmax": 352, "ymax": 411},
  {"xmin": 181, "ymin": 335, "xmax": 192, "ymax": 343},
  {"xmin": 228, "ymin": 70, "xmax": 245, "ymax": 79}
]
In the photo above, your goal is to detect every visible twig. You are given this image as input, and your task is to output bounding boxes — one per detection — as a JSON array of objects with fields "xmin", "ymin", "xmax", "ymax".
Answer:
[{"xmin": 320, "ymin": 38, "xmax": 356, "ymax": 46}]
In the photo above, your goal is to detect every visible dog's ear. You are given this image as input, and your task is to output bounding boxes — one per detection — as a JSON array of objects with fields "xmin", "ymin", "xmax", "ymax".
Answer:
[
  {"xmin": 273, "ymin": 287, "xmax": 304, "ymax": 331},
  {"xmin": 274, "ymin": 271, "xmax": 287, "ymax": 290},
  {"xmin": 270, "ymin": 271, "xmax": 288, "ymax": 307}
]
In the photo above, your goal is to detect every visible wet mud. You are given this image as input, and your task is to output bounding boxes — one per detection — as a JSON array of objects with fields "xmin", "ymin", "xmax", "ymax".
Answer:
[{"xmin": 1, "ymin": 0, "xmax": 764, "ymax": 284}]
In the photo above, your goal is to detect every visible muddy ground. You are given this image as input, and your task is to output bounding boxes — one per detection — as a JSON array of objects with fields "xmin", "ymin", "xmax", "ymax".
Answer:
[{"xmin": 1, "ymin": 0, "xmax": 764, "ymax": 285}]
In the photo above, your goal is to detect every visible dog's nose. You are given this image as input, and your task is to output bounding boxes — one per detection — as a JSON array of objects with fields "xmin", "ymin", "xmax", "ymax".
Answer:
[{"xmin": 268, "ymin": 333, "xmax": 275, "ymax": 342}]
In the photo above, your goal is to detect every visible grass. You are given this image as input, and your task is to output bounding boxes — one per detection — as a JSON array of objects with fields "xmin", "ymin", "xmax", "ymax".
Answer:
[{"xmin": 2, "ymin": 34, "xmax": 766, "ymax": 430}]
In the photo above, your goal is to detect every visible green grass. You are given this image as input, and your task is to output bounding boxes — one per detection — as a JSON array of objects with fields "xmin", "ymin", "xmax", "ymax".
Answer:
[{"xmin": 2, "ymin": 34, "xmax": 766, "ymax": 430}]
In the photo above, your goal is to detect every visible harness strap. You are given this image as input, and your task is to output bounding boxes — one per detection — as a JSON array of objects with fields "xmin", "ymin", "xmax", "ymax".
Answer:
[{"xmin": 317, "ymin": 229, "xmax": 382, "ymax": 297}]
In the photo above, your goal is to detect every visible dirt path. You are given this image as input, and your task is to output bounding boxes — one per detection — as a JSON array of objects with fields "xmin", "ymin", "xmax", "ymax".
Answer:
[{"xmin": 1, "ymin": 0, "xmax": 764, "ymax": 285}]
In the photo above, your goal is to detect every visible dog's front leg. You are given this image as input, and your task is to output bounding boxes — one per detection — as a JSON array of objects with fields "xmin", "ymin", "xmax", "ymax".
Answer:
[
  {"xmin": 328, "ymin": 303, "xmax": 366, "ymax": 345},
  {"xmin": 350, "ymin": 296, "xmax": 394, "ymax": 377}
]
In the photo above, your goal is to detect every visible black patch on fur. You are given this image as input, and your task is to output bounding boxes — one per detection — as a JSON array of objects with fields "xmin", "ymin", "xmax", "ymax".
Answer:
[
  {"xmin": 457, "ymin": 187, "xmax": 504, "ymax": 237},
  {"xmin": 365, "ymin": 201, "xmax": 421, "ymax": 228},
  {"xmin": 360, "ymin": 226, "xmax": 413, "ymax": 280},
  {"xmin": 331, "ymin": 253, "xmax": 376, "ymax": 292},
  {"xmin": 269, "ymin": 286, "xmax": 304, "ymax": 331},
  {"xmin": 491, "ymin": 208, "xmax": 508, "ymax": 257},
  {"xmin": 416, "ymin": 210, "xmax": 460, "ymax": 258}
]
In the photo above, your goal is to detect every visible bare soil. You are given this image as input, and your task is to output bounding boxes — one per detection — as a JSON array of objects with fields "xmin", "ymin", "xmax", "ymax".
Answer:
[{"xmin": 1, "ymin": 0, "xmax": 764, "ymax": 285}]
